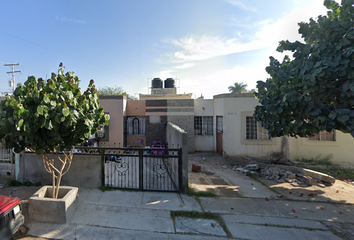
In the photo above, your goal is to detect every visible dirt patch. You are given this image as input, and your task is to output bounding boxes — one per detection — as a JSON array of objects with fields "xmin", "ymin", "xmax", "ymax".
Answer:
[
  {"xmin": 0, "ymin": 185, "xmax": 43, "ymax": 239},
  {"xmin": 188, "ymin": 153, "xmax": 237, "ymax": 197},
  {"xmin": 0, "ymin": 186, "xmax": 41, "ymax": 201},
  {"xmin": 188, "ymin": 153, "xmax": 354, "ymax": 204},
  {"xmin": 264, "ymin": 179, "xmax": 354, "ymax": 204}
]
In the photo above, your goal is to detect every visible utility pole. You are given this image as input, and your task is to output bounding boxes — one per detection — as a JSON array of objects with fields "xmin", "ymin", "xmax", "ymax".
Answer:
[{"xmin": 4, "ymin": 63, "xmax": 21, "ymax": 92}]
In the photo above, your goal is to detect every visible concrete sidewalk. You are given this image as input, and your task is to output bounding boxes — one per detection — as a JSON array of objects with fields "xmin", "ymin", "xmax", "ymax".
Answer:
[{"xmin": 26, "ymin": 188, "xmax": 353, "ymax": 239}]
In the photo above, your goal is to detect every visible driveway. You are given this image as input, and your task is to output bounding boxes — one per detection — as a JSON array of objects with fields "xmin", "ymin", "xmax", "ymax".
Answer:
[{"xmin": 188, "ymin": 152, "xmax": 276, "ymax": 198}]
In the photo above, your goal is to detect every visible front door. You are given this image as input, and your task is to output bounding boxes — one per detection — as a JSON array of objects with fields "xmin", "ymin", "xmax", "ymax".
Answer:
[{"xmin": 216, "ymin": 116, "xmax": 223, "ymax": 155}]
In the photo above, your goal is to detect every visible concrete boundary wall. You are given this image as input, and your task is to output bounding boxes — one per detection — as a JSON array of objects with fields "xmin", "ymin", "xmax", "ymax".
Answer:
[
  {"xmin": 18, "ymin": 153, "xmax": 102, "ymax": 188},
  {"xmin": 166, "ymin": 122, "xmax": 188, "ymax": 193}
]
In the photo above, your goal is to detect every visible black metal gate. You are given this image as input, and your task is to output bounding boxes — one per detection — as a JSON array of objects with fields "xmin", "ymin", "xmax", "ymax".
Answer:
[{"xmin": 102, "ymin": 148, "xmax": 182, "ymax": 192}]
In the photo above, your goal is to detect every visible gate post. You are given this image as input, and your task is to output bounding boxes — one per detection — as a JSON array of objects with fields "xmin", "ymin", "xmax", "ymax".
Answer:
[
  {"xmin": 101, "ymin": 148, "xmax": 105, "ymax": 187},
  {"xmin": 178, "ymin": 148, "xmax": 183, "ymax": 192},
  {"xmin": 139, "ymin": 149, "xmax": 143, "ymax": 191}
]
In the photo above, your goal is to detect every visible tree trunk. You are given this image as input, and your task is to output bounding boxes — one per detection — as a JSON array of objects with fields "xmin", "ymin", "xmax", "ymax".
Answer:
[{"xmin": 42, "ymin": 147, "xmax": 74, "ymax": 199}]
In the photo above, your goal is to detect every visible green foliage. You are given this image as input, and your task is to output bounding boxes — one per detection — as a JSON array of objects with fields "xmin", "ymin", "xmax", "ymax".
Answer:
[
  {"xmin": 170, "ymin": 210, "xmax": 218, "ymax": 219},
  {"xmin": 228, "ymin": 82, "xmax": 248, "ymax": 93},
  {"xmin": 297, "ymin": 154, "xmax": 334, "ymax": 166},
  {"xmin": 0, "ymin": 63, "xmax": 109, "ymax": 154},
  {"xmin": 296, "ymin": 155, "xmax": 354, "ymax": 180},
  {"xmin": 23, "ymin": 181, "xmax": 33, "ymax": 187},
  {"xmin": 7, "ymin": 180, "xmax": 22, "ymax": 187},
  {"xmin": 34, "ymin": 182, "xmax": 42, "ymax": 186},
  {"xmin": 254, "ymin": 0, "xmax": 354, "ymax": 138},
  {"xmin": 99, "ymin": 185, "xmax": 116, "ymax": 192},
  {"xmin": 98, "ymin": 86, "xmax": 137, "ymax": 100},
  {"xmin": 318, "ymin": 165, "xmax": 354, "ymax": 180},
  {"xmin": 6, "ymin": 180, "xmax": 42, "ymax": 187}
]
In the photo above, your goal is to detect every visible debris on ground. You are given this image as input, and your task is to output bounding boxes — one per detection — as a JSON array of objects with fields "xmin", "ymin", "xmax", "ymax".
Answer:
[
  {"xmin": 230, "ymin": 158, "xmax": 336, "ymax": 187},
  {"xmin": 192, "ymin": 164, "xmax": 201, "ymax": 173}
]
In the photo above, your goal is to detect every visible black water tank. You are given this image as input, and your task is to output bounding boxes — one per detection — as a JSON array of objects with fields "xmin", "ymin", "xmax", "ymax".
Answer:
[
  {"xmin": 164, "ymin": 78, "xmax": 175, "ymax": 88},
  {"xmin": 151, "ymin": 78, "xmax": 162, "ymax": 88}
]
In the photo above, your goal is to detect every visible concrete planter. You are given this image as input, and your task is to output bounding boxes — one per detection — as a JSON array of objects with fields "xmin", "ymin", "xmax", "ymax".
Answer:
[{"xmin": 29, "ymin": 186, "xmax": 78, "ymax": 223}]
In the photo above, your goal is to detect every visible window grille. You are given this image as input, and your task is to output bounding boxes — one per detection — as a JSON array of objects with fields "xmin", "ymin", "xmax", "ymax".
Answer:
[
  {"xmin": 246, "ymin": 116, "xmax": 269, "ymax": 140},
  {"xmin": 127, "ymin": 117, "xmax": 145, "ymax": 135},
  {"xmin": 309, "ymin": 131, "xmax": 335, "ymax": 141},
  {"xmin": 194, "ymin": 116, "xmax": 213, "ymax": 136}
]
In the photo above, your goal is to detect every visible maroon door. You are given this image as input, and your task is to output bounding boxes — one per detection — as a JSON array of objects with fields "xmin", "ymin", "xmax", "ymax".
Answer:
[{"xmin": 216, "ymin": 116, "xmax": 223, "ymax": 155}]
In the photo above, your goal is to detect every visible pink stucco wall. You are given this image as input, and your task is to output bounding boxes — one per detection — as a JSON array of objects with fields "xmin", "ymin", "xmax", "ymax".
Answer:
[
  {"xmin": 126, "ymin": 100, "xmax": 146, "ymax": 116},
  {"xmin": 99, "ymin": 96, "xmax": 126, "ymax": 148}
]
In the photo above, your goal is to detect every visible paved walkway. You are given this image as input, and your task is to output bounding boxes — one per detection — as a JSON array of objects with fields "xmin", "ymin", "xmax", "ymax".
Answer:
[{"xmin": 26, "ymin": 188, "xmax": 354, "ymax": 240}]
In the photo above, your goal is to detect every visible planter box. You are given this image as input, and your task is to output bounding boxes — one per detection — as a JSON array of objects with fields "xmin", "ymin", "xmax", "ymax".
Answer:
[{"xmin": 29, "ymin": 186, "xmax": 78, "ymax": 223}]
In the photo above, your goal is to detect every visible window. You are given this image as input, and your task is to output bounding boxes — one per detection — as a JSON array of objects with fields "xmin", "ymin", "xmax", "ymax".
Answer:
[
  {"xmin": 246, "ymin": 116, "xmax": 269, "ymax": 140},
  {"xmin": 127, "ymin": 117, "xmax": 145, "ymax": 135},
  {"xmin": 194, "ymin": 116, "xmax": 213, "ymax": 136},
  {"xmin": 309, "ymin": 131, "xmax": 335, "ymax": 141},
  {"xmin": 97, "ymin": 113, "xmax": 109, "ymax": 141}
]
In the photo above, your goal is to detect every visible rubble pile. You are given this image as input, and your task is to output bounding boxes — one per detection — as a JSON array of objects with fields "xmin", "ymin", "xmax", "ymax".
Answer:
[
  {"xmin": 233, "ymin": 164, "xmax": 335, "ymax": 187},
  {"xmin": 260, "ymin": 167, "xmax": 297, "ymax": 182}
]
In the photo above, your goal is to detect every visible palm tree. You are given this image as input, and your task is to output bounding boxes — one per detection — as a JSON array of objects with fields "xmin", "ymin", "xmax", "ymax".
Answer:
[{"xmin": 228, "ymin": 82, "xmax": 248, "ymax": 93}]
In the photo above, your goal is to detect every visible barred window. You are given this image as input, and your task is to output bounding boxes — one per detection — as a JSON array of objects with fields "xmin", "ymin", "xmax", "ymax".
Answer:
[
  {"xmin": 309, "ymin": 131, "xmax": 335, "ymax": 141},
  {"xmin": 127, "ymin": 117, "xmax": 145, "ymax": 135},
  {"xmin": 246, "ymin": 116, "xmax": 269, "ymax": 140},
  {"xmin": 194, "ymin": 116, "xmax": 213, "ymax": 136}
]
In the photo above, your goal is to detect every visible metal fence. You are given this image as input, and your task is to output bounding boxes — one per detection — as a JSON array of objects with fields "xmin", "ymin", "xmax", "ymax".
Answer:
[
  {"xmin": 0, "ymin": 143, "xmax": 11, "ymax": 162},
  {"xmin": 75, "ymin": 147, "xmax": 182, "ymax": 192}
]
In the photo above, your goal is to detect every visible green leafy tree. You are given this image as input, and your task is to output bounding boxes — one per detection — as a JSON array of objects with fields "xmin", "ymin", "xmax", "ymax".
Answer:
[
  {"xmin": 254, "ymin": 0, "xmax": 354, "ymax": 138},
  {"xmin": 98, "ymin": 86, "xmax": 136, "ymax": 99},
  {"xmin": 228, "ymin": 82, "xmax": 248, "ymax": 93},
  {"xmin": 0, "ymin": 63, "xmax": 109, "ymax": 198}
]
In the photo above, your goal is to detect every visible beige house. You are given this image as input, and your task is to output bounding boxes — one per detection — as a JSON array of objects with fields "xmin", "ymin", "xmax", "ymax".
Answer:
[
  {"xmin": 97, "ymin": 79, "xmax": 354, "ymax": 166},
  {"xmin": 289, "ymin": 131, "xmax": 354, "ymax": 165}
]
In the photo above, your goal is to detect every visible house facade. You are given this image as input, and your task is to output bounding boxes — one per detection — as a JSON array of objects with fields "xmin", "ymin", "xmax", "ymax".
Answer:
[{"xmin": 98, "ymin": 80, "xmax": 354, "ymax": 166}]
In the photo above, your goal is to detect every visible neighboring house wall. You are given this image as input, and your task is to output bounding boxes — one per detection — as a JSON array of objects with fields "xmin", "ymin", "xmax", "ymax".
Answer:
[
  {"xmin": 142, "ymin": 99, "xmax": 195, "ymax": 153},
  {"xmin": 99, "ymin": 96, "xmax": 126, "ymax": 148},
  {"xmin": 126, "ymin": 100, "xmax": 146, "ymax": 116},
  {"xmin": 167, "ymin": 99, "xmax": 195, "ymax": 153},
  {"xmin": 145, "ymin": 100, "xmax": 168, "ymax": 146},
  {"xmin": 194, "ymin": 99, "xmax": 214, "ymax": 151},
  {"xmin": 166, "ymin": 122, "xmax": 188, "ymax": 193},
  {"xmin": 213, "ymin": 93, "xmax": 282, "ymax": 157},
  {"xmin": 289, "ymin": 131, "xmax": 354, "ymax": 166},
  {"xmin": 126, "ymin": 100, "xmax": 146, "ymax": 147}
]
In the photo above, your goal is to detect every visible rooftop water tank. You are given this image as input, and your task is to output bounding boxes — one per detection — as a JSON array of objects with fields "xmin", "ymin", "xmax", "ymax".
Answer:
[
  {"xmin": 151, "ymin": 78, "xmax": 162, "ymax": 88},
  {"xmin": 164, "ymin": 78, "xmax": 175, "ymax": 88}
]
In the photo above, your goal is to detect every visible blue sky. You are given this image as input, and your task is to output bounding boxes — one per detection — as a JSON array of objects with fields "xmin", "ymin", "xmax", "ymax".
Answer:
[{"xmin": 1, "ymin": 0, "xmax": 329, "ymax": 99}]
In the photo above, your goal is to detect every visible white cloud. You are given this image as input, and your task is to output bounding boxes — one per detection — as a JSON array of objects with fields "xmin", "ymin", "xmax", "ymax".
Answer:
[
  {"xmin": 176, "ymin": 63, "xmax": 270, "ymax": 99},
  {"xmin": 174, "ymin": 63, "xmax": 195, "ymax": 69},
  {"xmin": 155, "ymin": 0, "xmax": 331, "ymax": 99},
  {"xmin": 225, "ymin": 0, "xmax": 256, "ymax": 11},
  {"xmin": 157, "ymin": 70, "xmax": 175, "ymax": 79},
  {"xmin": 164, "ymin": 1, "xmax": 328, "ymax": 64},
  {"xmin": 255, "ymin": 1, "xmax": 328, "ymax": 50},
  {"xmin": 168, "ymin": 35, "xmax": 267, "ymax": 62}
]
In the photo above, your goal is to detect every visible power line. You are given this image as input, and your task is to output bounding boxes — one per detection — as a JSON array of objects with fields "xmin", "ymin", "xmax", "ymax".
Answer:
[
  {"xmin": 0, "ymin": 30, "xmax": 145, "ymax": 83},
  {"xmin": 4, "ymin": 63, "xmax": 21, "ymax": 92}
]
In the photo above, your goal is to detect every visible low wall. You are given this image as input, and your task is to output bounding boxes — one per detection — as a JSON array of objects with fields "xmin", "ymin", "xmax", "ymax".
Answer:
[
  {"xmin": 18, "ymin": 152, "xmax": 102, "ymax": 188},
  {"xmin": 166, "ymin": 122, "xmax": 188, "ymax": 193},
  {"xmin": 289, "ymin": 131, "xmax": 354, "ymax": 165}
]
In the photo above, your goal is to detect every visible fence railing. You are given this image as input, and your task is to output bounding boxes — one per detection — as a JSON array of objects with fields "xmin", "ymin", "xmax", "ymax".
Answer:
[
  {"xmin": 74, "ymin": 147, "xmax": 182, "ymax": 192},
  {"xmin": 0, "ymin": 143, "xmax": 12, "ymax": 162}
]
